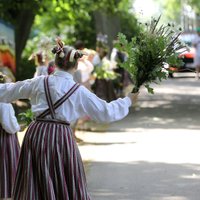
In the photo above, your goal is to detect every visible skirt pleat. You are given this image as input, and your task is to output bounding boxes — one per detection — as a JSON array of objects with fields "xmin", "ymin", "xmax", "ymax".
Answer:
[
  {"xmin": 0, "ymin": 126, "xmax": 20, "ymax": 198},
  {"xmin": 13, "ymin": 121, "xmax": 91, "ymax": 200}
]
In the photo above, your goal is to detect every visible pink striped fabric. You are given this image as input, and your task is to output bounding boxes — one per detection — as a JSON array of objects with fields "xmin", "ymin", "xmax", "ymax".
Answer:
[
  {"xmin": 0, "ymin": 125, "xmax": 20, "ymax": 198},
  {"xmin": 13, "ymin": 77, "xmax": 91, "ymax": 200},
  {"xmin": 13, "ymin": 120, "xmax": 91, "ymax": 200}
]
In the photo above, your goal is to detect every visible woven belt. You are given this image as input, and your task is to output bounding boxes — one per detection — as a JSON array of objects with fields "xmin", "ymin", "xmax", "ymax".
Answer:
[{"xmin": 35, "ymin": 118, "xmax": 70, "ymax": 126}]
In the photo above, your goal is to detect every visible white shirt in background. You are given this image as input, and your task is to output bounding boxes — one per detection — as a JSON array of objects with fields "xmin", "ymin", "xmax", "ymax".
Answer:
[
  {"xmin": 77, "ymin": 59, "xmax": 94, "ymax": 83},
  {"xmin": 0, "ymin": 103, "xmax": 20, "ymax": 134},
  {"xmin": 92, "ymin": 54, "xmax": 102, "ymax": 66},
  {"xmin": 34, "ymin": 65, "xmax": 48, "ymax": 77}
]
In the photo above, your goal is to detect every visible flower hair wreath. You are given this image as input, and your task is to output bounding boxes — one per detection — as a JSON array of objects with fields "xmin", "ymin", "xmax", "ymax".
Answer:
[
  {"xmin": 55, "ymin": 37, "xmax": 65, "ymax": 58},
  {"xmin": 55, "ymin": 38, "xmax": 84, "ymax": 62}
]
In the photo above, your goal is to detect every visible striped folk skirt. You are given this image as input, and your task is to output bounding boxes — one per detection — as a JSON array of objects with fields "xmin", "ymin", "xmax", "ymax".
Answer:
[
  {"xmin": 0, "ymin": 125, "xmax": 20, "ymax": 198},
  {"xmin": 13, "ymin": 120, "xmax": 91, "ymax": 200}
]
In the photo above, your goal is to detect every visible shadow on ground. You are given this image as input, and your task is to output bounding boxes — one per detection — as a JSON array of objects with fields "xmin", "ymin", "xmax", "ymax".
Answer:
[{"xmin": 77, "ymin": 92, "xmax": 200, "ymax": 132}]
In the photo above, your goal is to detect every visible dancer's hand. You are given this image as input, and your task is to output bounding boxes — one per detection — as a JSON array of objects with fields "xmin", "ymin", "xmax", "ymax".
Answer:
[{"xmin": 127, "ymin": 92, "xmax": 139, "ymax": 105}]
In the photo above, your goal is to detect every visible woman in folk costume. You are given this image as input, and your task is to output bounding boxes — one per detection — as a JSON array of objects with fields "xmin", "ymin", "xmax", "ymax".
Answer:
[
  {"xmin": 0, "ymin": 38, "xmax": 138, "ymax": 200},
  {"xmin": 47, "ymin": 60, "xmax": 56, "ymax": 75},
  {"xmin": 0, "ymin": 73, "xmax": 20, "ymax": 200},
  {"xmin": 92, "ymin": 44, "xmax": 117, "ymax": 101},
  {"xmin": 74, "ymin": 40, "xmax": 94, "ymax": 90}
]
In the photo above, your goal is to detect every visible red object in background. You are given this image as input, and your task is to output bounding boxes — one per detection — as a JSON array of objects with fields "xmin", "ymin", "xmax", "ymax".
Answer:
[
  {"xmin": 164, "ymin": 32, "xmax": 196, "ymax": 77},
  {"xmin": 0, "ymin": 51, "xmax": 16, "ymax": 73},
  {"xmin": 168, "ymin": 45, "xmax": 195, "ymax": 74},
  {"xmin": 179, "ymin": 51, "xmax": 195, "ymax": 59},
  {"xmin": 0, "ymin": 19, "xmax": 16, "ymax": 75}
]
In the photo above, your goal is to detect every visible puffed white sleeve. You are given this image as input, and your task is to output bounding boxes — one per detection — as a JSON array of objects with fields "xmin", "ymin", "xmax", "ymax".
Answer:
[
  {"xmin": 34, "ymin": 66, "xmax": 48, "ymax": 77},
  {"xmin": 77, "ymin": 86, "xmax": 132, "ymax": 123},
  {"xmin": 0, "ymin": 77, "xmax": 40, "ymax": 103},
  {"xmin": 0, "ymin": 103, "xmax": 20, "ymax": 134}
]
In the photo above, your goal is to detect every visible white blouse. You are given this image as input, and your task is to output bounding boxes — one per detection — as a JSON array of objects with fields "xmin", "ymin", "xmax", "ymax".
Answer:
[
  {"xmin": 0, "ymin": 70, "xmax": 132, "ymax": 123},
  {"xmin": 0, "ymin": 103, "xmax": 20, "ymax": 134}
]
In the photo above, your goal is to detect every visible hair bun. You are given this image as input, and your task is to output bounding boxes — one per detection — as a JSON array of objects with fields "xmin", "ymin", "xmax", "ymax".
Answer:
[
  {"xmin": 52, "ymin": 46, "xmax": 58, "ymax": 54},
  {"xmin": 74, "ymin": 51, "xmax": 84, "ymax": 59},
  {"xmin": 59, "ymin": 52, "xmax": 65, "ymax": 58},
  {"xmin": 52, "ymin": 46, "xmax": 65, "ymax": 58}
]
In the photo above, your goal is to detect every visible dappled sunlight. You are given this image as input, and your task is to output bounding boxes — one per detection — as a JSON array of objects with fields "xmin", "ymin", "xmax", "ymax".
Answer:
[
  {"xmin": 78, "ymin": 130, "xmax": 200, "ymax": 164},
  {"xmin": 17, "ymin": 129, "xmax": 26, "ymax": 146},
  {"xmin": 155, "ymin": 87, "xmax": 200, "ymax": 96},
  {"xmin": 140, "ymin": 100, "xmax": 173, "ymax": 108},
  {"xmin": 139, "ymin": 77, "xmax": 200, "ymax": 97},
  {"xmin": 159, "ymin": 197, "xmax": 189, "ymax": 200},
  {"xmin": 180, "ymin": 174, "xmax": 200, "ymax": 180},
  {"xmin": 134, "ymin": 116, "xmax": 175, "ymax": 126},
  {"xmin": 109, "ymin": 85, "xmax": 200, "ymax": 131}
]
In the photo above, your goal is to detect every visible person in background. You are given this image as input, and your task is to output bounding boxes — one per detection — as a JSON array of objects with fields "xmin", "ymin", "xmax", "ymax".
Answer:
[
  {"xmin": 193, "ymin": 27, "xmax": 200, "ymax": 80},
  {"xmin": 110, "ymin": 40, "xmax": 133, "ymax": 97},
  {"xmin": 0, "ymin": 38, "xmax": 138, "ymax": 200},
  {"xmin": 0, "ymin": 73, "xmax": 20, "ymax": 200},
  {"xmin": 74, "ymin": 40, "xmax": 94, "ymax": 90},
  {"xmin": 29, "ymin": 51, "xmax": 48, "ymax": 77},
  {"xmin": 74, "ymin": 40, "xmax": 96, "ymax": 64},
  {"xmin": 92, "ymin": 33, "xmax": 117, "ymax": 102},
  {"xmin": 47, "ymin": 60, "xmax": 56, "ymax": 75},
  {"xmin": 73, "ymin": 41, "xmax": 94, "ymax": 140}
]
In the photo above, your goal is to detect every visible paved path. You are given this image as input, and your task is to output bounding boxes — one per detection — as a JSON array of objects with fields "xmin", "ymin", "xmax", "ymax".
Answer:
[{"xmin": 78, "ymin": 75, "xmax": 200, "ymax": 200}]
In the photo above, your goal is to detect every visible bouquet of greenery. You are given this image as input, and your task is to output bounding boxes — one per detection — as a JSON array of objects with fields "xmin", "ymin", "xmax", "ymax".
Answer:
[
  {"xmin": 93, "ymin": 60, "xmax": 119, "ymax": 80},
  {"xmin": 19, "ymin": 109, "xmax": 34, "ymax": 126},
  {"xmin": 116, "ymin": 16, "xmax": 187, "ymax": 93}
]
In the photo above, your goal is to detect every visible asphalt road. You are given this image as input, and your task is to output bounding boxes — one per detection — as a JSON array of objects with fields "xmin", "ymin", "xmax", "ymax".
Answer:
[{"xmin": 77, "ymin": 73, "xmax": 200, "ymax": 200}]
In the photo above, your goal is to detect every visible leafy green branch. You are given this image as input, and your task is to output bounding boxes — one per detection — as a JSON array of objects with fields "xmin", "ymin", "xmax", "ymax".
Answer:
[
  {"xmin": 19, "ymin": 109, "xmax": 34, "ymax": 126},
  {"xmin": 116, "ymin": 16, "xmax": 187, "ymax": 94}
]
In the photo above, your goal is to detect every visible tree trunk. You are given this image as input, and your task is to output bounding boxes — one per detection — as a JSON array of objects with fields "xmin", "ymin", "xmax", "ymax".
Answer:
[
  {"xmin": 15, "ymin": 10, "xmax": 35, "ymax": 79},
  {"xmin": 93, "ymin": 11, "xmax": 121, "ymax": 52}
]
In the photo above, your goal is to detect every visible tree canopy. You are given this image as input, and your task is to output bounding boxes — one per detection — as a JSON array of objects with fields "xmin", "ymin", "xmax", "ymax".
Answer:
[
  {"xmin": 155, "ymin": 0, "xmax": 200, "ymax": 26},
  {"xmin": 0, "ymin": 0, "xmax": 140, "ymax": 79},
  {"xmin": 189, "ymin": 0, "xmax": 200, "ymax": 14}
]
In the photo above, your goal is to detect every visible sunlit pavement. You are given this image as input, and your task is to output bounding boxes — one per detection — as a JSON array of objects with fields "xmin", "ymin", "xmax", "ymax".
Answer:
[{"xmin": 77, "ymin": 74, "xmax": 200, "ymax": 200}]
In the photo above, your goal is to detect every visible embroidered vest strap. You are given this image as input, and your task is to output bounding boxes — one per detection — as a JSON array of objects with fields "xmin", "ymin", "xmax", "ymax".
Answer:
[
  {"xmin": 38, "ymin": 81, "xmax": 80, "ymax": 119},
  {"xmin": 44, "ymin": 76, "xmax": 56, "ymax": 119}
]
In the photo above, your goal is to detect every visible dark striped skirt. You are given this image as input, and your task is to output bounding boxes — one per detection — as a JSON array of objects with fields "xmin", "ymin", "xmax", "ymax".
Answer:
[
  {"xmin": 0, "ymin": 125, "xmax": 20, "ymax": 198},
  {"xmin": 13, "ymin": 120, "xmax": 91, "ymax": 200}
]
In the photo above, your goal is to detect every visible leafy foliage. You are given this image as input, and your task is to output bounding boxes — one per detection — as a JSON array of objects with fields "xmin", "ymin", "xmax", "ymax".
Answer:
[
  {"xmin": 19, "ymin": 109, "xmax": 34, "ymax": 126},
  {"xmin": 22, "ymin": 0, "xmax": 138, "ymax": 78},
  {"xmin": 0, "ymin": 0, "xmax": 140, "ymax": 80},
  {"xmin": 0, "ymin": 0, "xmax": 41, "ymax": 24},
  {"xmin": 155, "ymin": 0, "xmax": 182, "ymax": 24},
  {"xmin": 119, "ymin": 11, "xmax": 141, "ymax": 41},
  {"xmin": 155, "ymin": 0, "xmax": 200, "ymax": 24},
  {"xmin": 29, "ymin": 0, "xmax": 133, "ymax": 48},
  {"xmin": 116, "ymin": 16, "xmax": 186, "ymax": 94},
  {"xmin": 189, "ymin": 0, "xmax": 200, "ymax": 14},
  {"xmin": 93, "ymin": 58, "xmax": 119, "ymax": 80},
  {"xmin": 93, "ymin": 66, "xmax": 119, "ymax": 80}
]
